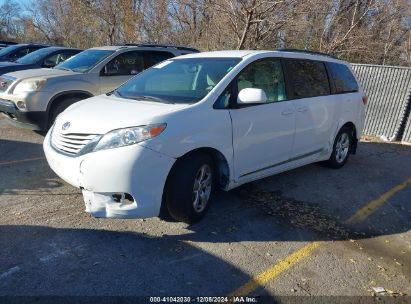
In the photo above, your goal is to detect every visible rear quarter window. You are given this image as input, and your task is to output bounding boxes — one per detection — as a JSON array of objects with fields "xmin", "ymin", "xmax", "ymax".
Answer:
[
  {"xmin": 284, "ymin": 59, "xmax": 330, "ymax": 99},
  {"xmin": 327, "ymin": 62, "xmax": 359, "ymax": 93}
]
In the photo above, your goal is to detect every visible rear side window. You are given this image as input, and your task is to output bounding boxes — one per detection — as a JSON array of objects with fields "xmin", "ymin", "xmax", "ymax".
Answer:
[
  {"xmin": 104, "ymin": 51, "xmax": 174, "ymax": 76},
  {"xmin": 144, "ymin": 51, "xmax": 174, "ymax": 69},
  {"xmin": 105, "ymin": 51, "xmax": 145, "ymax": 76},
  {"xmin": 28, "ymin": 46, "xmax": 44, "ymax": 52},
  {"xmin": 327, "ymin": 62, "xmax": 358, "ymax": 93},
  {"xmin": 284, "ymin": 59, "xmax": 330, "ymax": 98}
]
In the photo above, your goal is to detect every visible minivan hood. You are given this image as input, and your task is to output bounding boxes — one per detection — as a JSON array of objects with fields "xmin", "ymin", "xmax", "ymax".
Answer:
[
  {"xmin": 4, "ymin": 68, "xmax": 77, "ymax": 80},
  {"xmin": 55, "ymin": 95, "xmax": 188, "ymax": 134}
]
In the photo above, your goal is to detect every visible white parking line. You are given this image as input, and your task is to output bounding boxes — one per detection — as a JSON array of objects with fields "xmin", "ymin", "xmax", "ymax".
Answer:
[{"xmin": 39, "ymin": 244, "xmax": 87, "ymax": 263}]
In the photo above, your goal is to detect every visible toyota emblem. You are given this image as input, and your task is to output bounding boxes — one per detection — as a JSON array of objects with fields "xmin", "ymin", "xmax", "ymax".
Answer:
[
  {"xmin": 62, "ymin": 121, "xmax": 71, "ymax": 130},
  {"xmin": 0, "ymin": 81, "xmax": 6, "ymax": 87}
]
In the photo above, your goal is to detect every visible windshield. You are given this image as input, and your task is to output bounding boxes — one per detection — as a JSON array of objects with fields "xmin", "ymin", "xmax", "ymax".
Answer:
[
  {"xmin": 115, "ymin": 58, "xmax": 241, "ymax": 104},
  {"xmin": 0, "ymin": 44, "xmax": 21, "ymax": 58},
  {"xmin": 16, "ymin": 47, "xmax": 55, "ymax": 64},
  {"xmin": 55, "ymin": 49, "xmax": 113, "ymax": 73}
]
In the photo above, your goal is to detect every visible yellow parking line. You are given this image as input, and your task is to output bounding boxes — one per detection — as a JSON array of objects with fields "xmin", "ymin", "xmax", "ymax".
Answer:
[
  {"xmin": 345, "ymin": 177, "xmax": 411, "ymax": 224},
  {"xmin": 0, "ymin": 156, "xmax": 45, "ymax": 166},
  {"xmin": 229, "ymin": 176, "xmax": 411, "ymax": 296},
  {"xmin": 229, "ymin": 242, "xmax": 321, "ymax": 297}
]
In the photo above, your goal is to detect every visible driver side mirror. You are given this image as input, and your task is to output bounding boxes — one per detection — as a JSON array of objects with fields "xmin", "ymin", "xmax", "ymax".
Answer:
[{"xmin": 237, "ymin": 88, "xmax": 267, "ymax": 104}]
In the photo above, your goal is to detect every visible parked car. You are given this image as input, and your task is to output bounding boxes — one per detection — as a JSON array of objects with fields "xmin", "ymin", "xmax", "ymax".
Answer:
[
  {"xmin": 0, "ymin": 46, "xmax": 82, "ymax": 75},
  {"xmin": 0, "ymin": 43, "xmax": 50, "ymax": 62},
  {"xmin": 0, "ymin": 44, "xmax": 199, "ymax": 131},
  {"xmin": 43, "ymin": 49, "xmax": 366, "ymax": 223},
  {"xmin": 0, "ymin": 41, "xmax": 17, "ymax": 50}
]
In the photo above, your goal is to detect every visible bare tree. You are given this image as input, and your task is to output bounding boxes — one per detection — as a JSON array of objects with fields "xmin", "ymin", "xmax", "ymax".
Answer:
[
  {"xmin": 0, "ymin": 0, "xmax": 22, "ymax": 40},
  {"xmin": 13, "ymin": 0, "xmax": 411, "ymax": 66},
  {"xmin": 211, "ymin": 0, "xmax": 293, "ymax": 49}
]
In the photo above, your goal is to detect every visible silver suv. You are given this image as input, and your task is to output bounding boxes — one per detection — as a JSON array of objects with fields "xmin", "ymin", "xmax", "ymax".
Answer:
[{"xmin": 0, "ymin": 44, "xmax": 198, "ymax": 131}]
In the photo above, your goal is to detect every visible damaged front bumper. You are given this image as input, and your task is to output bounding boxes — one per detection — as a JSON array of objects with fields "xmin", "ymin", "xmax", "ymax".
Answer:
[{"xmin": 43, "ymin": 130, "xmax": 175, "ymax": 218}]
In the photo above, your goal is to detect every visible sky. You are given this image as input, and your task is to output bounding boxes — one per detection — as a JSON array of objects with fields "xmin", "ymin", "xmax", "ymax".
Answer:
[
  {"xmin": 0, "ymin": 0, "xmax": 33, "ymax": 15},
  {"xmin": 0, "ymin": 0, "xmax": 33, "ymax": 8}
]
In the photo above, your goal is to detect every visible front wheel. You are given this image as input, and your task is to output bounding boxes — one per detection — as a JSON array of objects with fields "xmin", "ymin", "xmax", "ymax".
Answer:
[
  {"xmin": 47, "ymin": 97, "xmax": 81, "ymax": 130},
  {"xmin": 165, "ymin": 153, "xmax": 215, "ymax": 223},
  {"xmin": 324, "ymin": 127, "xmax": 353, "ymax": 168}
]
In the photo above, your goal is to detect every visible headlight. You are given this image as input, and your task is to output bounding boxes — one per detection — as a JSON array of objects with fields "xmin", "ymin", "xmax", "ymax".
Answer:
[
  {"xmin": 93, "ymin": 124, "xmax": 167, "ymax": 152},
  {"xmin": 12, "ymin": 78, "xmax": 47, "ymax": 95}
]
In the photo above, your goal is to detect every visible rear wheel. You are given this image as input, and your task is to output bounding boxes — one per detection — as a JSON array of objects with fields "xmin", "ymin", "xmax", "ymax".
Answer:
[
  {"xmin": 325, "ymin": 126, "xmax": 353, "ymax": 168},
  {"xmin": 165, "ymin": 153, "xmax": 214, "ymax": 223}
]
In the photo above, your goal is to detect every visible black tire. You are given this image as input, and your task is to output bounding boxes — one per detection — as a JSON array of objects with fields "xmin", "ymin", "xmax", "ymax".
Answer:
[
  {"xmin": 324, "ymin": 126, "xmax": 353, "ymax": 168},
  {"xmin": 165, "ymin": 153, "xmax": 215, "ymax": 223},
  {"xmin": 48, "ymin": 97, "xmax": 81, "ymax": 130}
]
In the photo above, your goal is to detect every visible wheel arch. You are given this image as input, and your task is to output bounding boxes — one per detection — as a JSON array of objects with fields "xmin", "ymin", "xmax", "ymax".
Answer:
[
  {"xmin": 174, "ymin": 147, "xmax": 231, "ymax": 189},
  {"xmin": 339, "ymin": 121, "xmax": 358, "ymax": 154},
  {"xmin": 159, "ymin": 146, "xmax": 230, "ymax": 221},
  {"xmin": 45, "ymin": 90, "xmax": 94, "ymax": 127},
  {"xmin": 47, "ymin": 90, "xmax": 93, "ymax": 115}
]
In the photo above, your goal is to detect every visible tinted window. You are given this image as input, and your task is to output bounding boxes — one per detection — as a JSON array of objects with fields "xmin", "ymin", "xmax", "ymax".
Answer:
[
  {"xmin": 285, "ymin": 59, "xmax": 330, "ymax": 98},
  {"xmin": 28, "ymin": 46, "xmax": 44, "ymax": 53},
  {"xmin": 144, "ymin": 51, "xmax": 174, "ymax": 69},
  {"xmin": 236, "ymin": 58, "xmax": 286, "ymax": 103},
  {"xmin": 0, "ymin": 44, "xmax": 21, "ymax": 57},
  {"xmin": 104, "ymin": 51, "xmax": 144, "ymax": 76},
  {"xmin": 115, "ymin": 58, "xmax": 241, "ymax": 104},
  {"xmin": 104, "ymin": 51, "xmax": 175, "ymax": 76},
  {"xmin": 8, "ymin": 47, "xmax": 30, "ymax": 61},
  {"xmin": 16, "ymin": 47, "xmax": 54, "ymax": 64},
  {"xmin": 328, "ymin": 62, "xmax": 358, "ymax": 93}
]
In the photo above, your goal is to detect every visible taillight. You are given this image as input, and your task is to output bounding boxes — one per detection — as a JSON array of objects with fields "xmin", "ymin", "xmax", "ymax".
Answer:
[{"xmin": 362, "ymin": 96, "xmax": 368, "ymax": 105}]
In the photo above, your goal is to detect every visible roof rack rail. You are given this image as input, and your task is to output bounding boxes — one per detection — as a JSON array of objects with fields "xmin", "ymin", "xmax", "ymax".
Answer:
[
  {"xmin": 0, "ymin": 41, "xmax": 17, "ymax": 45},
  {"xmin": 124, "ymin": 43, "xmax": 199, "ymax": 53},
  {"xmin": 277, "ymin": 48, "xmax": 338, "ymax": 59}
]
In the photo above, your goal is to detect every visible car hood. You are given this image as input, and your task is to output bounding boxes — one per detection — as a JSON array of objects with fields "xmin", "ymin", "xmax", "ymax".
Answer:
[
  {"xmin": 55, "ymin": 95, "xmax": 189, "ymax": 134},
  {"xmin": 3, "ymin": 68, "xmax": 78, "ymax": 80}
]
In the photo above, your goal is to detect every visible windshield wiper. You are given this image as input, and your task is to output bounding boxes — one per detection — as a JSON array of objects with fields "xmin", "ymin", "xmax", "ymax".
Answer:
[
  {"xmin": 56, "ymin": 67, "xmax": 73, "ymax": 72},
  {"xmin": 108, "ymin": 90, "xmax": 124, "ymax": 98},
  {"xmin": 131, "ymin": 95, "xmax": 174, "ymax": 103}
]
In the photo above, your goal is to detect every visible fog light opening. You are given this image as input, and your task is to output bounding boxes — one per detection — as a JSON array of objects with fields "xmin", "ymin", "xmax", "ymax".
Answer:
[
  {"xmin": 112, "ymin": 193, "xmax": 134, "ymax": 204},
  {"xmin": 16, "ymin": 101, "xmax": 26, "ymax": 110}
]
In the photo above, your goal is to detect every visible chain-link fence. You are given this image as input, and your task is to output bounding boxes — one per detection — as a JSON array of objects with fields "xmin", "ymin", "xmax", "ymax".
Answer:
[{"xmin": 351, "ymin": 64, "xmax": 411, "ymax": 144}]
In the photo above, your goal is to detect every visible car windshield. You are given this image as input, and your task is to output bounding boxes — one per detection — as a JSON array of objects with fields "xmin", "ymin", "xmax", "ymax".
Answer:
[
  {"xmin": 16, "ymin": 47, "xmax": 56, "ymax": 64},
  {"xmin": 55, "ymin": 49, "xmax": 113, "ymax": 73},
  {"xmin": 115, "ymin": 58, "xmax": 241, "ymax": 104},
  {"xmin": 0, "ymin": 44, "xmax": 21, "ymax": 57}
]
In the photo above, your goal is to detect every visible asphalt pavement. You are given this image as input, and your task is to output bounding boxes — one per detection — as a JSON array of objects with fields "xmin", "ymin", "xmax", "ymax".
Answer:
[{"xmin": 0, "ymin": 115, "xmax": 410, "ymax": 302}]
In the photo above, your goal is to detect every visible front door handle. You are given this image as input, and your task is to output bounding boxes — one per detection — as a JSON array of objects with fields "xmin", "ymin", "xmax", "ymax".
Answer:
[
  {"xmin": 297, "ymin": 106, "xmax": 308, "ymax": 113},
  {"xmin": 281, "ymin": 109, "xmax": 294, "ymax": 116}
]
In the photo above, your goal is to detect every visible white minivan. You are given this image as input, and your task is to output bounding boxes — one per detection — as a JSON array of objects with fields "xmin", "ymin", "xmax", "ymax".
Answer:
[{"xmin": 44, "ymin": 50, "xmax": 366, "ymax": 223}]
